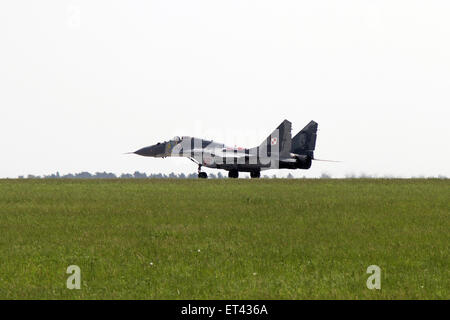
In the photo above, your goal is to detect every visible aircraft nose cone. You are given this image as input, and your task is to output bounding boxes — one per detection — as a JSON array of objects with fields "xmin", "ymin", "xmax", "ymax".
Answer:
[
  {"xmin": 134, "ymin": 143, "xmax": 166, "ymax": 157},
  {"xmin": 134, "ymin": 146, "xmax": 154, "ymax": 156}
]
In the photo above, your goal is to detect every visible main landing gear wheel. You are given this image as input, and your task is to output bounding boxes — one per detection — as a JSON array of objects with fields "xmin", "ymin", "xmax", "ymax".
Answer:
[
  {"xmin": 197, "ymin": 164, "xmax": 208, "ymax": 179},
  {"xmin": 250, "ymin": 171, "xmax": 261, "ymax": 179},
  {"xmin": 228, "ymin": 170, "xmax": 239, "ymax": 179}
]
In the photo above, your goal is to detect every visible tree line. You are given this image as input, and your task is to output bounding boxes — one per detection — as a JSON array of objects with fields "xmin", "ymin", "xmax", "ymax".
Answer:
[
  {"xmin": 20, "ymin": 171, "xmax": 224, "ymax": 179},
  {"xmin": 17, "ymin": 172, "xmax": 448, "ymax": 179},
  {"xmin": 21, "ymin": 172, "xmax": 300, "ymax": 179}
]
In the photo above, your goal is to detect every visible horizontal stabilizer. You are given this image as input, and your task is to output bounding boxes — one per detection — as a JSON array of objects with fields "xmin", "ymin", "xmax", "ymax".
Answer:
[{"xmin": 313, "ymin": 158, "xmax": 342, "ymax": 162}]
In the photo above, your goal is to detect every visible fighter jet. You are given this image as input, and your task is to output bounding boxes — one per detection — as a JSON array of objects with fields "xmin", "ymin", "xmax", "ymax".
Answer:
[{"xmin": 132, "ymin": 120, "xmax": 319, "ymax": 178}]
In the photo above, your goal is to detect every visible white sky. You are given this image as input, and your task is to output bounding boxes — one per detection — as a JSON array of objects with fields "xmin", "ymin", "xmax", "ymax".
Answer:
[{"xmin": 1, "ymin": 0, "xmax": 449, "ymax": 178}]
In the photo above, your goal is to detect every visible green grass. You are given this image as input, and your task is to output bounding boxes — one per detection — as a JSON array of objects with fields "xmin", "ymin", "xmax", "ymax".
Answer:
[{"xmin": 0, "ymin": 179, "xmax": 448, "ymax": 299}]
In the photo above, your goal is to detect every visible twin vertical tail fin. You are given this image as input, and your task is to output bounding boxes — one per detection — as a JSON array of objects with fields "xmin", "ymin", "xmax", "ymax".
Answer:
[{"xmin": 291, "ymin": 121, "xmax": 318, "ymax": 158}]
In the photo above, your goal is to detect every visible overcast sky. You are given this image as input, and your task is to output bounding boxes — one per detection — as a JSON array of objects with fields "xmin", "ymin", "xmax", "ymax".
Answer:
[{"xmin": 1, "ymin": 1, "xmax": 449, "ymax": 178}]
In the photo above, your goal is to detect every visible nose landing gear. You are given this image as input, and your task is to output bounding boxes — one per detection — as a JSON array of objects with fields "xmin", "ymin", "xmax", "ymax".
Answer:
[{"xmin": 198, "ymin": 164, "xmax": 208, "ymax": 179}]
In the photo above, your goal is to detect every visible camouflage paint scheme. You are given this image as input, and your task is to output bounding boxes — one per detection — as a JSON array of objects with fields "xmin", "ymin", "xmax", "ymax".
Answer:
[{"xmin": 133, "ymin": 120, "xmax": 318, "ymax": 178}]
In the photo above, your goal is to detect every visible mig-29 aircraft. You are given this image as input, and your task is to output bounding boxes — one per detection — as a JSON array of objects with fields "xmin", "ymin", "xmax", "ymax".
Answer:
[{"xmin": 132, "ymin": 120, "xmax": 319, "ymax": 178}]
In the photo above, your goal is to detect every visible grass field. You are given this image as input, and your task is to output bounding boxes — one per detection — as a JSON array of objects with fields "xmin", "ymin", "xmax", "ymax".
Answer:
[{"xmin": 0, "ymin": 179, "xmax": 448, "ymax": 299}]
